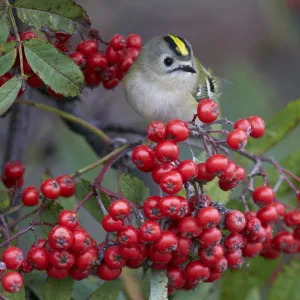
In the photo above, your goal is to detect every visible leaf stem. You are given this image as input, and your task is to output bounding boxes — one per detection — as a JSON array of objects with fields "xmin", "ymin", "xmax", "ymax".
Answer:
[{"xmin": 16, "ymin": 100, "xmax": 112, "ymax": 144}]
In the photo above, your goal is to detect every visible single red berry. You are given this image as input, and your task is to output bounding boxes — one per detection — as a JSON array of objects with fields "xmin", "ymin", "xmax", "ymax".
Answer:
[
  {"xmin": 196, "ymin": 206, "xmax": 221, "ymax": 228},
  {"xmin": 76, "ymin": 40, "xmax": 98, "ymax": 56},
  {"xmin": 225, "ymin": 210, "xmax": 246, "ymax": 232},
  {"xmin": 169, "ymin": 253, "xmax": 189, "ymax": 266},
  {"xmin": 198, "ymin": 228, "xmax": 222, "ymax": 249},
  {"xmin": 253, "ymin": 186, "xmax": 274, "ymax": 207},
  {"xmin": 233, "ymin": 165, "xmax": 246, "ymax": 183},
  {"xmin": 225, "ymin": 249, "xmax": 243, "ymax": 269},
  {"xmin": 175, "ymin": 197, "xmax": 190, "ymax": 220},
  {"xmin": 27, "ymin": 247, "xmax": 49, "ymax": 270},
  {"xmin": 2, "ymin": 247, "xmax": 24, "ymax": 270},
  {"xmin": 75, "ymin": 247, "xmax": 98, "ymax": 270},
  {"xmin": 104, "ymin": 246, "xmax": 126, "ymax": 269},
  {"xmin": 160, "ymin": 171, "xmax": 183, "ymax": 195},
  {"xmin": 155, "ymin": 231, "xmax": 178, "ymax": 253},
  {"xmin": 1, "ymin": 271, "xmax": 23, "ymax": 293},
  {"xmin": 224, "ymin": 233, "xmax": 245, "ymax": 252},
  {"xmin": 197, "ymin": 99, "xmax": 219, "ymax": 123},
  {"xmin": 178, "ymin": 216, "xmax": 202, "ymax": 238},
  {"xmin": 40, "ymin": 179, "xmax": 60, "ymax": 199},
  {"xmin": 55, "ymin": 32, "xmax": 72, "ymax": 43},
  {"xmin": 219, "ymin": 160, "xmax": 236, "ymax": 182},
  {"xmin": 47, "ymin": 267, "xmax": 69, "ymax": 280},
  {"xmin": 261, "ymin": 242, "xmax": 280, "ymax": 259},
  {"xmin": 165, "ymin": 119, "xmax": 190, "ymax": 142},
  {"xmin": 155, "ymin": 140, "xmax": 180, "ymax": 163},
  {"xmin": 2, "ymin": 176, "xmax": 24, "ymax": 189},
  {"xmin": 20, "ymin": 31, "xmax": 36, "ymax": 41},
  {"xmin": 294, "ymin": 227, "xmax": 300, "ymax": 239},
  {"xmin": 84, "ymin": 69, "xmax": 102, "ymax": 86},
  {"xmin": 106, "ymin": 46, "xmax": 122, "ymax": 65},
  {"xmin": 199, "ymin": 244, "xmax": 224, "ymax": 266},
  {"xmin": 284, "ymin": 210, "xmax": 300, "ymax": 227},
  {"xmin": 147, "ymin": 121, "xmax": 166, "ymax": 142},
  {"xmin": 176, "ymin": 160, "xmax": 198, "ymax": 182},
  {"xmin": 139, "ymin": 220, "xmax": 161, "ymax": 243},
  {"xmin": 263, "ymin": 224, "xmax": 274, "ymax": 242},
  {"xmin": 185, "ymin": 260, "xmax": 210, "ymax": 283},
  {"xmin": 103, "ymin": 78, "xmax": 119, "ymax": 89},
  {"xmin": 149, "ymin": 246, "xmax": 172, "ymax": 264},
  {"xmin": 174, "ymin": 237, "xmax": 192, "ymax": 255},
  {"xmin": 242, "ymin": 242, "xmax": 262, "ymax": 258},
  {"xmin": 205, "ymin": 271, "xmax": 222, "ymax": 282},
  {"xmin": 4, "ymin": 161, "xmax": 24, "ymax": 180},
  {"xmin": 69, "ymin": 265, "xmax": 92, "ymax": 280},
  {"xmin": 20, "ymin": 260, "xmax": 33, "ymax": 273},
  {"xmin": 110, "ymin": 34, "xmax": 126, "ymax": 50},
  {"xmin": 56, "ymin": 175, "xmax": 76, "ymax": 198},
  {"xmin": 143, "ymin": 196, "xmax": 163, "ymax": 220},
  {"xmin": 97, "ymin": 264, "xmax": 122, "ymax": 281},
  {"xmin": 272, "ymin": 231, "xmax": 295, "ymax": 252},
  {"xmin": 47, "ymin": 87, "xmax": 63, "ymax": 99},
  {"xmin": 36, "ymin": 239, "xmax": 48, "ymax": 249},
  {"xmin": 234, "ymin": 118, "xmax": 252, "ymax": 134},
  {"xmin": 132, "ymin": 145, "xmax": 156, "ymax": 172},
  {"xmin": 109, "ymin": 199, "xmax": 130, "ymax": 220},
  {"xmin": 87, "ymin": 52, "xmax": 107, "ymax": 70},
  {"xmin": 211, "ymin": 256, "xmax": 228, "ymax": 273},
  {"xmin": 247, "ymin": 116, "xmax": 265, "ymax": 138},
  {"xmin": 126, "ymin": 246, "xmax": 147, "ymax": 268},
  {"xmin": 58, "ymin": 210, "xmax": 78, "ymax": 231},
  {"xmin": 257, "ymin": 205, "xmax": 279, "ymax": 225},
  {"xmin": 119, "ymin": 245, "xmax": 141, "ymax": 260},
  {"xmin": 48, "ymin": 226, "xmax": 73, "ymax": 250},
  {"xmin": 27, "ymin": 74, "xmax": 43, "ymax": 88},
  {"xmin": 119, "ymin": 55, "xmax": 134, "ymax": 72},
  {"xmin": 49, "ymin": 250, "xmax": 75, "ymax": 270},
  {"xmin": 151, "ymin": 163, "xmax": 176, "ymax": 184},
  {"xmin": 21, "ymin": 186, "xmax": 39, "ymax": 206},
  {"xmin": 55, "ymin": 41, "xmax": 72, "ymax": 53},
  {"xmin": 167, "ymin": 266, "xmax": 185, "ymax": 289},
  {"xmin": 117, "ymin": 225, "xmax": 139, "ymax": 247},
  {"xmin": 273, "ymin": 202, "xmax": 286, "ymax": 217},
  {"xmin": 182, "ymin": 280, "xmax": 199, "ymax": 290},
  {"xmin": 244, "ymin": 216, "xmax": 262, "ymax": 235},
  {"xmin": 227, "ymin": 129, "xmax": 248, "ymax": 150},
  {"xmin": 206, "ymin": 154, "xmax": 229, "ymax": 175},
  {"xmin": 196, "ymin": 163, "xmax": 215, "ymax": 182},
  {"xmin": 189, "ymin": 194, "xmax": 211, "ymax": 210},
  {"xmin": 123, "ymin": 47, "xmax": 140, "ymax": 60},
  {"xmin": 69, "ymin": 51, "xmax": 86, "ymax": 66},
  {"xmin": 71, "ymin": 230, "xmax": 91, "ymax": 254},
  {"xmin": 102, "ymin": 214, "xmax": 124, "ymax": 232},
  {"xmin": 126, "ymin": 34, "xmax": 142, "ymax": 49}
]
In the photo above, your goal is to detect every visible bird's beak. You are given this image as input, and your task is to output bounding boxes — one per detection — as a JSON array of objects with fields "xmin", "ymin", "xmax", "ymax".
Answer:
[{"xmin": 180, "ymin": 65, "xmax": 196, "ymax": 73}]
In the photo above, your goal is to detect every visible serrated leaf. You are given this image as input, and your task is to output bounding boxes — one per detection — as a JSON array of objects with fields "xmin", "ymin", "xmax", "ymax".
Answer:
[
  {"xmin": 43, "ymin": 276, "xmax": 74, "ymax": 300},
  {"xmin": 149, "ymin": 270, "xmax": 168, "ymax": 300},
  {"xmin": 89, "ymin": 280, "xmax": 121, "ymax": 300},
  {"xmin": 0, "ymin": 190, "xmax": 10, "ymax": 211},
  {"xmin": 15, "ymin": 0, "xmax": 90, "ymax": 33},
  {"xmin": 118, "ymin": 174, "xmax": 150, "ymax": 204},
  {"xmin": 75, "ymin": 179, "xmax": 110, "ymax": 223},
  {"xmin": 23, "ymin": 38, "xmax": 83, "ymax": 97},
  {"xmin": 267, "ymin": 261, "xmax": 300, "ymax": 300},
  {"xmin": 0, "ymin": 9, "xmax": 9, "ymax": 44},
  {"xmin": 40, "ymin": 201, "xmax": 63, "ymax": 235},
  {"xmin": 0, "ymin": 41, "xmax": 17, "ymax": 77},
  {"xmin": 0, "ymin": 285, "xmax": 25, "ymax": 300},
  {"xmin": 247, "ymin": 99, "xmax": 300, "ymax": 154},
  {"xmin": 0, "ymin": 76, "xmax": 22, "ymax": 116}
]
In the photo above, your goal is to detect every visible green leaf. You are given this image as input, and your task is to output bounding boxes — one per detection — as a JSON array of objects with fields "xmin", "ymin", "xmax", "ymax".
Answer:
[
  {"xmin": 0, "ymin": 76, "xmax": 22, "ymax": 116},
  {"xmin": 40, "ymin": 201, "xmax": 63, "ymax": 235},
  {"xmin": 75, "ymin": 178, "xmax": 110, "ymax": 223},
  {"xmin": 43, "ymin": 276, "xmax": 74, "ymax": 300},
  {"xmin": 172, "ymin": 283, "xmax": 218, "ymax": 300},
  {"xmin": 72, "ymin": 276, "xmax": 103, "ymax": 300},
  {"xmin": 0, "ymin": 285, "xmax": 25, "ymax": 300},
  {"xmin": 89, "ymin": 280, "xmax": 121, "ymax": 300},
  {"xmin": 23, "ymin": 38, "xmax": 83, "ymax": 97},
  {"xmin": 15, "ymin": 0, "xmax": 90, "ymax": 33},
  {"xmin": 267, "ymin": 261, "xmax": 300, "ymax": 300},
  {"xmin": 0, "ymin": 190, "xmax": 10, "ymax": 211},
  {"xmin": 118, "ymin": 174, "xmax": 150, "ymax": 204},
  {"xmin": 246, "ymin": 288, "xmax": 261, "ymax": 300},
  {"xmin": 25, "ymin": 272, "xmax": 47, "ymax": 299},
  {"xmin": 0, "ymin": 9, "xmax": 9, "ymax": 44},
  {"xmin": 205, "ymin": 177, "xmax": 230, "ymax": 203},
  {"xmin": 247, "ymin": 99, "xmax": 300, "ymax": 154},
  {"xmin": 0, "ymin": 41, "xmax": 17, "ymax": 77},
  {"xmin": 149, "ymin": 270, "xmax": 168, "ymax": 300}
]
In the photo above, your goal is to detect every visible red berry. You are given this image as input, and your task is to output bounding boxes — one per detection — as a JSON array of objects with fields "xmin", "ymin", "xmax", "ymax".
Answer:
[
  {"xmin": 2, "ymin": 247, "xmax": 24, "ymax": 270},
  {"xmin": 196, "ymin": 163, "xmax": 215, "ymax": 182},
  {"xmin": 176, "ymin": 160, "xmax": 198, "ymax": 182},
  {"xmin": 143, "ymin": 196, "xmax": 163, "ymax": 220},
  {"xmin": 198, "ymin": 228, "xmax": 222, "ymax": 249},
  {"xmin": 40, "ymin": 179, "xmax": 60, "ymax": 199},
  {"xmin": 257, "ymin": 205, "xmax": 279, "ymax": 225},
  {"xmin": 272, "ymin": 231, "xmax": 295, "ymax": 252},
  {"xmin": 69, "ymin": 51, "xmax": 86, "ymax": 66},
  {"xmin": 69, "ymin": 265, "xmax": 92, "ymax": 280},
  {"xmin": 227, "ymin": 129, "xmax": 248, "ymax": 150},
  {"xmin": 109, "ymin": 200, "xmax": 130, "ymax": 220},
  {"xmin": 56, "ymin": 175, "xmax": 76, "ymax": 197},
  {"xmin": 225, "ymin": 210, "xmax": 246, "ymax": 232},
  {"xmin": 196, "ymin": 206, "xmax": 221, "ymax": 228},
  {"xmin": 104, "ymin": 246, "xmax": 126, "ymax": 269},
  {"xmin": 147, "ymin": 121, "xmax": 166, "ymax": 142},
  {"xmin": 225, "ymin": 249, "xmax": 243, "ymax": 269},
  {"xmin": 97, "ymin": 264, "xmax": 122, "ymax": 281},
  {"xmin": 211, "ymin": 256, "xmax": 228, "ymax": 273},
  {"xmin": 126, "ymin": 34, "xmax": 142, "ymax": 49},
  {"xmin": 242, "ymin": 242, "xmax": 262, "ymax": 258},
  {"xmin": 224, "ymin": 233, "xmax": 245, "ymax": 252},
  {"xmin": 49, "ymin": 250, "xmax": 75, "ymax": 270},
  {"xmin": 261, "ymin": 242, "xmax": 280, "ymax": 259},
  {"xmin": 233, "ymin": 165, "xmax": 246, "ymax": 183},
  {"xmin": 155, "ymin": 231, "xmax": 178, "ymax": 252},
  {"xmin": 21, "ymin": 186, "xmax": 39, "ymax": 206},
  {"xmin": 71, "ymin": 230, "xmax": 91, "ymax": 254},
  {"xmin": 149, "ymin": 246, "xmax": 172, "ymax": 264},
  {"xmin": 294, "ymin": 227, "xmax": 300, "ymax": 239},
  {"xmin": 55, "ymin": 41, "xmax": 72, "ymax": 53},
  {"xmin": 75, "ymin": 247, "xmax": 97, "ymax": 270},
  {"xmin": 117, "ymin": 225, "xmax": 138, "ymax": 247},
  {"xmin": 151, "ymin": 163, "xmax": 176, "ymax": 184},
  {"xmin": 167, "ymin": 266, "xmax": 185, "ymax": 289},
  {"xmin": 27, "ymin": 74, "xmax": 43, "ymax": 88},
  {"xmin": 247, "ymin": 116, "xmax": 265, "ymax": 138},
  {"xmin": 102, "ymin": 214, "xmax": 124, "ymax": 232},
  {"xmin": 169, "ymin": 253, "xmax": 189, "ymax": 266},
  {"xmin": 234, "ymin": 118, "xmax": 252, "ymax": 134},
  {"xmin": 58, "ymin": 210, "xmax": 78, "ymax": 231},
  {"xmin": 103, "ymin": 78, "xmax": 119, "ymax": 89},
  {"xmin": 84, "ymin": 69, "xmax": 102, "ymax": 86},
  {"xmin": 197, "ymin": 99, "xmax": 219, "ymax": 123},
  {"xmin": 76, "ymin": 40, "xmax": 98, "ymax": 56},
  {"xmin": 273, "ymin": 202, "xmax": 286, "ymax": 217},
  {"xmin": 160, "ymin": 171, "xmax": 183, "ymax": 194},
  {"xmin": 20, "ymin": 31, "xmax": 36, "ymax": 41},
  {"xmin": 198, "ymin": 244, "xmax": 224, "ymax": 266},
  {"xmin": 55, "ymin": 32, "xmax": 71, "ymax": 43},
  {"xmin": 106, "ymin": 46, "xmax": 122, "ymax": 65},
  {"xmin": 185, "ymin": 260, "xmax": 210, "ymax": 283},
  {"xmin": 132, "ymin": 145, "xmax": 156, "ymax": 172},
  {"xmin": 87, "ymin": 52, "xmax": 107, "ymax": 70},
  {"xmin": 110, "ymin": 34, "xmax": 126, "ymax": 50},
  {"xmin": 206, "ymin": 154, "xmax": 229, "ymax": 175},
  {"xmin": 20, "ymin": 260, "xmax": 33, "ymax": 273},
  {"xmin": 219, "ymin": 160, "xmax": 236, "ymax": 182},
  {"xmin": 1, "ymin": 271, "xmax": 23, "ymax": 293},
  {"xmin": 27, "ymin": 247, "xmax": 49, "ymax": 270},
  {"xmin": 178, "ymin": 216, "xmax": 202, "ymax": 238},
  {"xmin": 189, "ymin": 194, "xmax": 211, "ymax": 210},
  {"xmin": 165, "ymin": 119, "xmax": 190, "ymax": 142},
  {"xmin": 119, "ymin": 55, "xmax": 134, "ymax": 72},
  {"xmin": 205, "ymin": 272, "xmax": 222, "ymax": 282},
  {"xmin": 4, "ymin": 161, "xmax": 24, "ymax": 180},
  {"xmin": 48, "ymin": 226, "xmax": 73, "ymax": 250},
  {"xmin": 155, "ymin": 140, "xmax": 180, "ymax": 163},
  {"xmin": 139, "ymin": 220, "xmax": 161, "ymax": 243},
  {"xmin": 47, "ymin": 267, "xmax": 69, "ymax": 280},
  {"xmin": 126, "ymin": 246, "xmax": 147, "ymax": 268},
  {"xmin": 176, "ymin": 197, "xmax": 190, "ymax": 219},
  {"xmin": 123, "ymin": 47, "xmax": 140, "ymax": 60},
  {"xmin": 253, "ymin": 186, "xmax": 274, "ymax": 207},
  {"xmin": 119, "ymin": 244, "xmax": 141, "ymax": 260},
  {"xmin": 284, "ymin": 210, "xmax": 300, "ymax": 227},
  {"xmin": 175, "ymin": 237, "xmax": 192, "ymax": 255}
]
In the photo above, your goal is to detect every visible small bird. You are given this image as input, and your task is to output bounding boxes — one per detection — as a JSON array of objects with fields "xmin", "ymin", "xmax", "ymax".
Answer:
[{"xmin": 123, "ymin": 34, "xmax": 222, "ymax": 123}]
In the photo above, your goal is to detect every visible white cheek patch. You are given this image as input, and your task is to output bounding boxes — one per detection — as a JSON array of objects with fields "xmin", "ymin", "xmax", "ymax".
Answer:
[{"xmin": 206, "ymin": 78, "xmax": 214, "ymax": 99}]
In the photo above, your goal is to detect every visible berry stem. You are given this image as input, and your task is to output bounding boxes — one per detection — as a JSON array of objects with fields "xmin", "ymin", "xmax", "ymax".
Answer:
[
  {"xmin": 283, "ymin": 168, "xmax": 300, "ymax": 183},
  {"xmin": 94, "ymin": 188, "xmax": 108, "ymax": 215},
  {"xmin": 73, "ymin": 191, "xmax": 94, "ymax": 213}
]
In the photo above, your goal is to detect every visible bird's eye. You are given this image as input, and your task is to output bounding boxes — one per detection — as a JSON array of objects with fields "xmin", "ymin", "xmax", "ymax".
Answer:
[{"xmin": 164, "ymin": 57, "xmax": 174, "ymax": 66}]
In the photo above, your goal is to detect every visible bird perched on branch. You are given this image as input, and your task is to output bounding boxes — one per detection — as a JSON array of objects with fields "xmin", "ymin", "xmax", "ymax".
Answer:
[{"xmin": 123, "ymin": 34, "xmax": 222, "ymax": 123}]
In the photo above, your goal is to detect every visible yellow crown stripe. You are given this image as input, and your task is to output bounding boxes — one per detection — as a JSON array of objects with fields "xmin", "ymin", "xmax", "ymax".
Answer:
[{"xmin": 168, "ymin": 35, "xmax": 189, "ymax": 56}]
